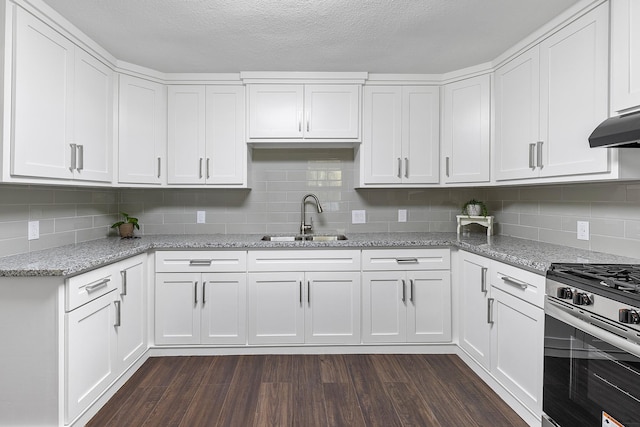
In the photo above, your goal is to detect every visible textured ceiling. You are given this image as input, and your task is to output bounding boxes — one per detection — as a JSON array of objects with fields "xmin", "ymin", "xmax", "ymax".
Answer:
[{"xmin": 40, "ymin": 0, "xmax": 581, "ymax": 74}]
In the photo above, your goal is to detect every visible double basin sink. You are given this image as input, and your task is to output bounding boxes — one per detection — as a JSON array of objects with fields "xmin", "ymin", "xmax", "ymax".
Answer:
[{"xmin": 261, "ymin": 234, "xmax": 348, "ymax": 242}]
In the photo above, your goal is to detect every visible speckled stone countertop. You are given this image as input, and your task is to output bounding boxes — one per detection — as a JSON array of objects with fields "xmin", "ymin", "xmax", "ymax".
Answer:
[{"xmin": 1, "ymin": 232, "xmax": 640, "ymax": 277}]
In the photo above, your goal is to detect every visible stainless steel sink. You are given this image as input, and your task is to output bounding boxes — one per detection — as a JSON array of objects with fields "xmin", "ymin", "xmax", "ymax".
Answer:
[{"xmin": 261, "ymin": 234, "xmax": 347, "ymax": 242}]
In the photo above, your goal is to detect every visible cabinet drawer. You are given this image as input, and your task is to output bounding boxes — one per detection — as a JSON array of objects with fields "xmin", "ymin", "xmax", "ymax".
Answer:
[
  {"xmin": 490, "ymin": 261, "xmax": 545, "ymax": 308},
  {"xmin": 248, "ymin": 250, "xmax": 360, "ymax": 272},
  {"xmin": 155, "ymin": 251, "xmax": 247, "ymax": 272},
  {"xmin": 66, "ymin": 265, "xmax": 117, "ymax": 312},
  {"xmin": 362, "ymin": 249, "xmax": 450, "ymax": 271}
]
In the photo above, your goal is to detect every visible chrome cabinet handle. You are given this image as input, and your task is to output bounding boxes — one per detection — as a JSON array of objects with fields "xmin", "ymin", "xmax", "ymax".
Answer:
[
  {"xmin": 157, "ymin": 157, "xmax": 161, "ymax": 178},
  {"xmin": 298, "ymin": 112, "xmax": 302, "ymax": 132},
  {"xmin": 409, "ymin": 279, "xmax": 414, "ymax": 303},
  {"xmin": 202, "ymin": 281, "xmax": 206, "ymax": 305},
  {"xmin": 397, "ymin": 158, "xmax": 402, "ymax": 178},
  {"xmin": 529, "ymin": 143, "xmax": 536, "ymax": 169},
  {"xmin": 445, "ymin": 156, "xmax": 450, "ymax": 177},
  {"xmin": 206, "ymin": 158, "xmax": 210, "ymax": 179},
  {"xmin": 501, "ymin": 275, "xmax": 528, "ymax": 289},
  {"xmin": 404, "ymin": 157, "xmax": 409, "ymax": 178},
  {"xmin": 401, "ymin": 279, "xmax": 406, "ymax": 303},
  {"xmin": 396, "ymin": 258, "xmax": 418, "ymax": 264},
  {"xmin": 481, "ymin": 267, "xmax": 488, "ymax": 293},
  {"xmin": 189, "ymin": 259, "xmax": 212, "ymax": 266},
  {"xmin": 194, "ymin": 281, "xmax": 198, "ymax": 304},
  {"xmin": 536, "ymin": 141, "xmax": 544, "ymax": 168},
  {"xmin": 307, "ymin": 280, "xmax": 311, "ymax": 305},
  {"xmin": 69, "ymin": 143, "xmax": 77, "ymax": 171},
  {"xmin": 306, "ymin": 111, "xmax": 310, "ymax": 132},
  {"xmin": 299, "ymin": 281, "xmax": 303, "ymax": 305},
  {"xmin": 121, "ymin": 270, "xmax": 127, "ymax": 296},
  {"xmin": 86, "ymin": 278, "xmax": 110, "ymax": 293},
  {"xmin": 76, "ymin": 145, "xmax": 84, "ymax": 171},
  {"xmin": 487, "ymin": 298, "xmax": 495, "ymax": 324},
  {"xmin": 114, "ymin": 300, "xmax": 121, "ymax": 327},
  {"xmin": 199, "ymin": 158, "xmax": 203, "ymax": 179}
]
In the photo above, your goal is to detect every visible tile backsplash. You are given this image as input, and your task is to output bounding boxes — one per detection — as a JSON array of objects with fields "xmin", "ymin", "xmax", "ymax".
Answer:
[{"xmin": 0, "ymin": 149, "xmax": 639, "ymax": 259}]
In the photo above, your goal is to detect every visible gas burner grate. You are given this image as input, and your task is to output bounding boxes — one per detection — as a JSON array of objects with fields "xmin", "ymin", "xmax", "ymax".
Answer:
[{"xmin": 552, "ymin": 264, "xmax": 640, "ymax": 294}]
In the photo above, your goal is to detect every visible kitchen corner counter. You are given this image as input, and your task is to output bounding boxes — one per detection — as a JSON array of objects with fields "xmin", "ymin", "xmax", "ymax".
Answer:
[{"xmin": 1, "ymin": 232, "xmax": 640, "ymax": 278}]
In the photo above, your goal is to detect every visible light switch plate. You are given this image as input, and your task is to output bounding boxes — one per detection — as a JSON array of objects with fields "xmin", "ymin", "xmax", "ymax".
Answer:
[
  {"xmin": 577, "ymin": 221, "xmax": 589, "ymax": 241},
  {"xmin": 28, "ymin": 220, "xmax": 39, "ymax": 240},
  {"xmin": 398, "ymin": 209, "xmax": 407, "ymax": 222},
  {"xmin": 196, "ymin": 211, "xmax": 206, "ymax": 224},
  {"xmin": 352, "ymin": 210, "xmax": 366, "ymax": 224}
]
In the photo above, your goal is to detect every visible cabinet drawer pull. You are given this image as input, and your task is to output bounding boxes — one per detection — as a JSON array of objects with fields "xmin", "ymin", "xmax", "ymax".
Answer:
[
  {"xmin": 445, "ymin": 156, "xmax": 450, "ymax": 177},
  {"xmin": 397, "ymin": 158, "xmax": 402, "ymax": 178},
  {"xmin": 206, "ymin": 158, "xmax": 211, "ymax": 179},
  {"xmin": 536, "ymin": 141, "xmax": 544, "ymax": 168},
  {"xmin": 501, "ymin": 275, "xmax": 529, "ymax": 290},
  {"xmin": 114, "ymin": 300, "xmax": 121, "ymax": 327},
  {"xmin": 307, "ymin": 280, "xmax": 311, "ymax": 305},
  {"xmin": 121, "ymin": 270, "xmax": 127, "ymax": 296},
  {"xmin": 194, "ymin": 281, "xmax": 198, "ymax": 304},
  {"xmin": 85, "ymin": 278, "xmax": 110, "ymax": 293},
  {"xmin": 199, "ymin": 158, "xmax": 203, "ymax": 179},
  {"xmin": 481, "ymin": 267, "xmax": 488, "ymax": 293},
  {"xmin": 409, "ymin": 279, "xmax": 414, "ymax": 303},
  {"xmin": 69, "ymin": 143, "xmax": 77, "ymax": 171},
  {"xmin": 299, "ymin": 281, "xmax": 303, "ymax": 305},
  {"xmin": 157, "ymin": 157, "xmax": 161, "ymax": 178},
  {"xmin": 487, "ymin": 298, "xmax": 494, "ymax": 324},
  {"xmin": 528, "ymin": 143, "xmax": 536, "ymax": 169},
  {"xmin": 202, "ymin": 281, "xmax": 206, "ymax": 305},
  {"xmin": 404, "ymin": 157, "xmax": 409, "ymax": 178},
  {"xmin": 189, "ymin": 259, "xmax": 212, "ymax": 266},
  {"xmin": 401, "ymin": 279, "xmax": 406, "ymax": 303},
  {"xmin": 76, "ymin": 145, "xmax": 84, "ymax": 171},
  {"xmin": 396, "ymin": 258, "xmax": 418, "ymax": 264}
]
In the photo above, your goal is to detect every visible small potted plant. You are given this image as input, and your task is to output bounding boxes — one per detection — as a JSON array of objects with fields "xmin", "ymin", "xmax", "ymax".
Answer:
[
  {"xmin": 461, "ymin": 199, "xmax": 488, "ymax": 217},
  {"xmin": 111, "ymin": 212, "xmax": 140, "ymax": 238}
]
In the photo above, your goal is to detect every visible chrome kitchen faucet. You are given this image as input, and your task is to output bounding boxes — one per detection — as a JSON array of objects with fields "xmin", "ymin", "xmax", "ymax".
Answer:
[{"xmin": 300, "ymin": 194, "xmax": 323, "ymax": 235}]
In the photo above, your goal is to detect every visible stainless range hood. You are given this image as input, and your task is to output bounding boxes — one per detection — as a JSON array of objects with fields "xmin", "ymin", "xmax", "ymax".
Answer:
[{"xmin": 589, "ymin": 110, "xmax": 640, "ymax": 148}]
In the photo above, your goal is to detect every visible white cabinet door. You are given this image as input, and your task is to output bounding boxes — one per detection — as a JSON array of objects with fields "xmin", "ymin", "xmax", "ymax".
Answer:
[
  {"xmin": 205, "ymin": 86, "xmax": 246, "ymax": 185},
  {"xmin": 362, "ymin": 271, "xmax": 406, "ymax": 343},
  {"xmin": 401, "ymin": 86, "xmax": 440, "ymax": 184},
  {"xmin": 442, "ymin": 74, "xmax": 491, "ymax": 183},
  {"xmin": 65, "ymin": 291, "xmax": 118, "ymax": 423},
  {"xmin": 304, "ymin": 85, "xmax": 360, "ymax": 139},
  {"xmin": 494, "ymin": 46, "xmax": 541, "ymax": 181},
  {"xmin": 115, "ymin": 255, "xmax": 146, "ymax": 371},
  {"xmin": 12, "ymin": 7, "xmax": 74, "ymax": 179},
  {"xmin": 490, "ymin": 287, "xmax": 544, "ymax": 417},
  {"xmin": 248, "ymin": 272, "xmax": 305, "ymax": 344},
  {"xmin": 407, "ymin": 270, "xmax": 451, "ymax": 343},
  {"xmin": 73, "ymin": 48, "xmax": 113, "ymax": 182},
  {"xmin": 305, "ymin": 271, "xmax": 360, "ymax": 344},
  {"xmin": 201, "ymin": 272, "xmax": 247, "ymax": 345},
  {"xmin": 539, "ymin": 3, "xmax": 609, "ymax": 177},
  {"xmin": 362, "ymin": 86, "xmax": 403, "ymax": 184},
  {"xmin": 155, "ymin": 273, "xmax": 200, "ymax": 345},
  {"xmin": 167, "ymin": 85, "xmax": 206, "ymax": 184},
  {"xmin": 248, "ymin": 84, "xmax": 304, "ymax": 138},
  {"xmin": 458, "ymin": 251, "xmax": 491, "ymax": 369},
  {"xmin": 118, "ymin": 75, "xmax": 166, "ymax": 184},
  {"xmin": 611, "ymin": 0, "xmax": 640, "ymax": 113}
]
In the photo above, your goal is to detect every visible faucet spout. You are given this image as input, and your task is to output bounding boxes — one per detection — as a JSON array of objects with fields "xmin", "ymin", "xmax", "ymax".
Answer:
[{"xmin": 301, "ymin": 193, "xmax": 323, "ymax": 235}]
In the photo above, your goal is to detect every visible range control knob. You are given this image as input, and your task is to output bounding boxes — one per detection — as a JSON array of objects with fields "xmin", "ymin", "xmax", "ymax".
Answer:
[
  {"xmin": 573, "ymin": 292, "xmax": 593, "ymax": 305},
  {"xmin": 556, "ymin": 287, "xmax": 573, "ymax": 299},
  {"xmin": 620, "ymin": 309, "xmax": 640, "ymax": 324}
]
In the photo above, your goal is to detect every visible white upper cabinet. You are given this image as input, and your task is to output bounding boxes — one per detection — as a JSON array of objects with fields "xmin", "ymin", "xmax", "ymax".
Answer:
[
  {"xmin": 495, "ymin": 3, "xmax": 610, "ymax": 182},
  {"xmin": 167, "ymin": 85, "xmax": 246, "ymax": 186},
  {"xmin": 611, "ymin": 0, "xmax": 640, "ymax": 113},
  {"xmin": 247, "ymin": 84, "xmax": 360, "ymax": 142},
  {"xmin": 12, "ymin": 7, "xmax": 113, "ymax": 183},
  {"xmin": 442, "ymin": 75, "xmax": 491, "ymax": 184},
  {"xmin": 118, "ymin": 75, "xmax": 167, "ymax": 185},
  {"xmin": 360, "ymin": 85, "xmax": 439, "ymax": 186}
]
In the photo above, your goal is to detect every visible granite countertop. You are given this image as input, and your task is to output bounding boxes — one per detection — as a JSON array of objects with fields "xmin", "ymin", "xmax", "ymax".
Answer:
[{"xmin": 1, "ymin": 232, "xmax": 640, "ymax": 277}]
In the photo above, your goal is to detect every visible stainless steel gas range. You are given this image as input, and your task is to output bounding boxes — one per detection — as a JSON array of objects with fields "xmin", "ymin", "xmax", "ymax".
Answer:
[{"xmin": 543, "ymin": 263, "xmax": 640, "ymax": 427}]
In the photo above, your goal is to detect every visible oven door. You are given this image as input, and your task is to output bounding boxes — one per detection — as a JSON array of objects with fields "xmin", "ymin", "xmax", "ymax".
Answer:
[{"xmin": 543, "ymin": 298, "xmax": 640, "ymax": 427}]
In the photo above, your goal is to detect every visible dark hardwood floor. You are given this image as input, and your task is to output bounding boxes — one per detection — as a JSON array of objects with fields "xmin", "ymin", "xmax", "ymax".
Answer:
[{"xmin": 87, "ymin": 354, "xmax": 528, "ymax": 427}]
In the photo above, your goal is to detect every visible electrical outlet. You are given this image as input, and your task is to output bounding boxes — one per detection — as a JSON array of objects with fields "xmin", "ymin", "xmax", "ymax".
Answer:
[
  {"xmin": 398, "ymin": 209, "xmax": 407, "ymax": 222},
  {"xmin": 577, "ymin": 221, "xmax": 589, "ymax": 241},
  {"xmin": 196, "ymin": 211, "xmax": 206, "ymax": 224},
  {"xmin": 28, "ymin": 220, "xmax": 39, "ymax": 240},
  {"xmin": 352, "ymin": 210, "xmax": 366, "ymax": 224}
]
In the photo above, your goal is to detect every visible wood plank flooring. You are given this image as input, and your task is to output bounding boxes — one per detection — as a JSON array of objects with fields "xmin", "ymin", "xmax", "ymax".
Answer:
[{"xmin": 88, "ymin": 354, "xmax": 528, "ymax": 427}]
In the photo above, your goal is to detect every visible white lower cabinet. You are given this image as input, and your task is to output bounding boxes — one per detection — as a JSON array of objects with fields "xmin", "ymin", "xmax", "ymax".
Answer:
[
  {"xmin": 458, "ymin": 250, "xmax": 544, "ymax": 419},
  {"xmin": 154, "ymin": 251, "xmax": 247, "ymax": 345},
  {"xmin": 115, "ymin": 255, "xmax": 147, "ymax": 372},
  {"xmin": 361, "ymin": 249, "xmax": 451, "ymax": 343},
  {"xmin": 247, "ymin": 250, "xmax": 361, "ymax": 345}
]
